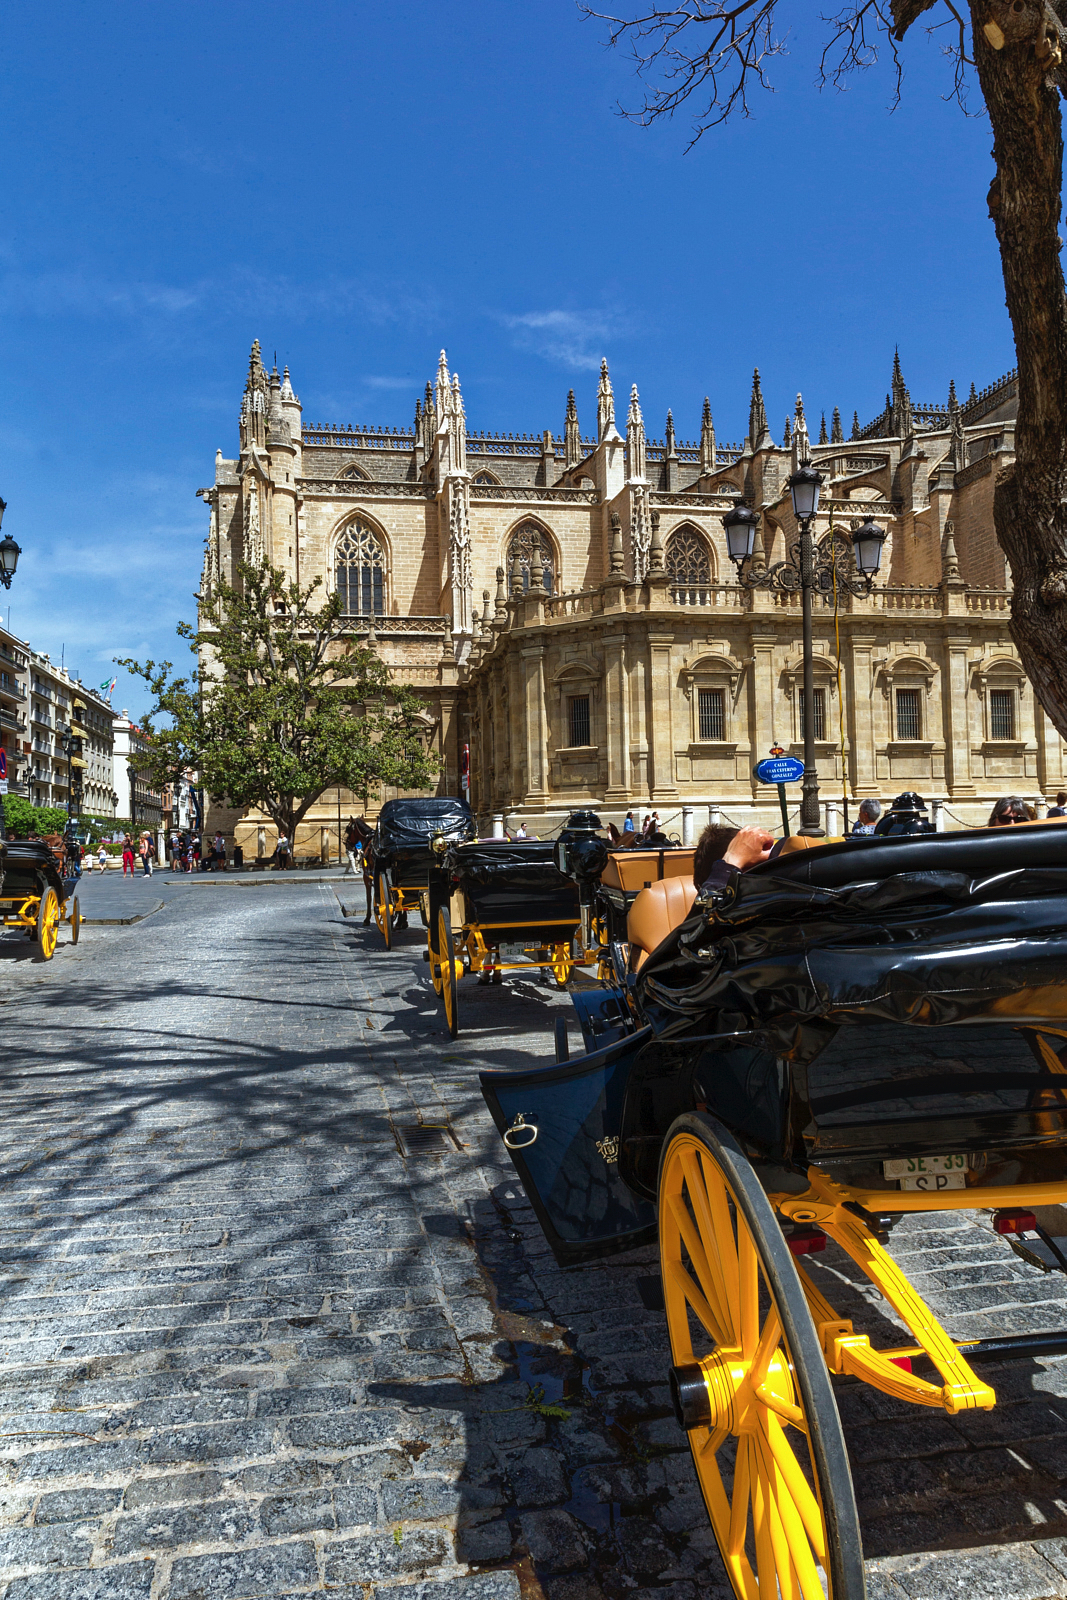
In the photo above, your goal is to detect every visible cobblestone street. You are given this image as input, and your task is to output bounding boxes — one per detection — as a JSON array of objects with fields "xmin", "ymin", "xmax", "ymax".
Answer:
[{"xmin": 2, "ymin": 880, "xmax": 1067, "ymax": 1599}]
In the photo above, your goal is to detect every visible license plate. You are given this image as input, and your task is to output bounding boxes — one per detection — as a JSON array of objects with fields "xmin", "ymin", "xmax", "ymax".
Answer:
[
  {"xmin": 883, "ymin": 1154, "xmax": 968, "ymax": 1178},
  {"xmin": 898, "ymin": 1171, "xmax": 967, "ymax": 1191}
]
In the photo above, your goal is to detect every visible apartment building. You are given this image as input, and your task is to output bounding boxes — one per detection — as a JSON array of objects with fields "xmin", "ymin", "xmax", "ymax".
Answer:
[
  {"xmin": 0, "ymin": 624, "xmax": 28, "ymax": 797},
  {"xmin": 27, "ymin": 654, "xmax": 117, "ymax": 816}
]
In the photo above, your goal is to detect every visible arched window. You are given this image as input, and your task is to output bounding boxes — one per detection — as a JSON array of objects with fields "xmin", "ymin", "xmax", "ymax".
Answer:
[
  {"xmin": 666, "ymin": 526, "xmax": 712, "ymax": 602},
  {"xmin": 506, "ymin": 522, "xmax": 555, "ymax": 594},
  {"xmin": 341, "ymin": 465, "xmax": 366, "ymax": 480},
  {"xmin": 473, "ymin": 470, "xmax": 499, "ymax": 486},
  {"xmin": 335, "ymin": 519, "xmax": 385, "ymax": 614}
]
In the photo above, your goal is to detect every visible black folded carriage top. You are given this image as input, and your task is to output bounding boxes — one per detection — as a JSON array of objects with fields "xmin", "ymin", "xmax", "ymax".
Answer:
[
  {"xmin": 444, "ymin": 839, "xmax": 579, "ymax": 936},
  {"xmin": 374, "ymin": 797, "xmax": 475, "ymax": 859},
  {"xmin": 2, "ymin": 840, "xmax": 69, "ymax": 903}
]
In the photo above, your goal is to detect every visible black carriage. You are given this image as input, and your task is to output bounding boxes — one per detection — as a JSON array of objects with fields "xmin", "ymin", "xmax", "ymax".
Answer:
[
  {"xmin": 370, "ymin": 797, "xmax": 475, "ymax": 949},
  {"xmin": 426, "ymin": 837, "xmax": 586, "ymax": 1038},
  {"xmin": 481, "ymin": 821, "xmax": 1067, "ymax": 1599},
  {"xmin": 0, "ymin": 838, "xmax": 80, "ymax": 959}
]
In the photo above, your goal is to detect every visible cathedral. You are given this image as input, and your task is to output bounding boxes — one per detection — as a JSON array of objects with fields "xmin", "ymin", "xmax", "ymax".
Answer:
[{"xmin": 198, "ymin": 341, "xmax": 1056, "ymax": 854}]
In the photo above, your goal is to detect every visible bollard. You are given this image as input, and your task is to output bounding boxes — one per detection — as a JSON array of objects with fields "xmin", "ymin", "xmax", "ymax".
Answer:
[
  {"xmin": 1037, "ymin": 797, "xmax": 1048, "ymax": 820},
  {"xmin": 258, "ymin": 826, "xmax": 266, "ymax": 860},
  {"xmin": 825, "ymin": 801, "xmax": 838, "ymax": 836},
  {"xmin": 932, "ymin": 799, "xmax": 945, "ymax": 833},
  {"xmin": 491, "ymin": 813, "xmax": 505, "ymax": 839},
  {"xmin": 709, "ymin": 804, "xmax": 721, "ymax": 827},
  {"xmin": 682, "ymin": 806, "xmax": 694, "ymax": 845}
]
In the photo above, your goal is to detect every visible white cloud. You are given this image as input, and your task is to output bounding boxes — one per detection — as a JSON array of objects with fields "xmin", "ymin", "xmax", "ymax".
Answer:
[{"xmin": 497, "ymin": 309, "xmax": 615, "ymax": 372}]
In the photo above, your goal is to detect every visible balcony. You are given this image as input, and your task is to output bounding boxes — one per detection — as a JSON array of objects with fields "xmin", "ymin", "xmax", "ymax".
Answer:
[
  {"xmin": 0, "ymin": 677, "xmax": 27, "ymax": 703},
  {"xmin": 30, "ymin": 706, "xmax": 52, "ymax": 728},
  {"xmin": 0, "ymin": 708, "xmax": 26, "ymax": 733}
]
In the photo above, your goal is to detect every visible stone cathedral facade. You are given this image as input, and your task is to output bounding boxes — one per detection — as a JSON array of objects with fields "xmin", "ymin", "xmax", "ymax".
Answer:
[{"xmin": 198, "ymin": 341, "xmax": 1059, "ymax": 853}]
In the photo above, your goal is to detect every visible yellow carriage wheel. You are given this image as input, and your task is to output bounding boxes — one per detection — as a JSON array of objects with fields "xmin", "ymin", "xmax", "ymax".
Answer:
[
  {"xmin": 36, "ymin": 888, "xmax": 61, "ymax": 962},
  {"xmin": 550, "ymin": 944, "xmax": 572, "ymax": 988},
  {"xmin": 437, "ymin": 905, "xmax": 459, "ymax": 1039},
  {"xmin": 69, "ymin": 896, "xmax": 81, "ymax": 946},
  {"xmin": 659, "ymin": 1115, "xmax": 864, "ymax": 1600},
  {"xmin": 373, "ymin": 868, "xmax": 392, "ymax": 950}
]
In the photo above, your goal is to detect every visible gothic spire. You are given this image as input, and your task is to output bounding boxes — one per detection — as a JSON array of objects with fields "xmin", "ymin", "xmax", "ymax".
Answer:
[
  {"xmin": 564, "ymin": 388, "xmax": 581, "ymax": 467},
  {"xmin": 783, "ymin": 416, "xmax": 792, "ymax": 447},
  {"xmin": 968, "ymin": 381, "xmax": 977, "ymax": 404},
  {"xmin": 831, "ymin": 406, "xmax": 843, "ymax": 444},
  {"xmin": 748, "ymin": 367, "xmax": 770, "ymax": 449},
  {"xmin": 280, "ymin": 365, "xmax": 295, "ymax": 401},
  {"xmin": 792, "ymin": 393, "xmax": 811, "ymax": 471},
  {"xmin": 626, "ymin": 383, "xmax": 646, "ymax": 480},
  {"xmin": 665, "ymin": 408, "xmax": 676, "ymax": 456},
  {"xmin": 597, "ymin": 358, "xmax": 616, "ymax": 441},
  {"xmin": 819, "ymin": 411, "xmax": 828, "ymax": 446},
  {"xmin": 948, "ymin": 380, "xmax": 965, "ymax": 469},
  {"xmin": 435, "ymin": 350, "xmax": 451, "ymax": 432},
  {"xmin": 852, "ymin": 410, "xmax": 860, "ymax": 440},
  {"xmin": 700, "ymin": 397, "xmax": 716, "ymax": 474},
  {"xmin": 948, "ymin": 377, "xmax": 958, "ymax": 409},
  {"xmin": 240, "ymin": 338, "xmax": 269, "ymax": 450}
]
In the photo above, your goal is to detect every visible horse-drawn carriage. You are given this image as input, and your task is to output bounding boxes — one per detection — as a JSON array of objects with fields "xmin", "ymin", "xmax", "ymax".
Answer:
[
  {"xmin": 426, "ymin": 834, "xmax": 593, "ymax": 1039},
  {"xmin": 482, "ymin": 822, "xmax": 1067, "ymax": 1598},
  {"xmin": 0, "ymin": 836, "xmax": 80, "ymax": 959},
  {"xmin": 370, "ymin": 798, "xmax": 476, "ymax": 950}
]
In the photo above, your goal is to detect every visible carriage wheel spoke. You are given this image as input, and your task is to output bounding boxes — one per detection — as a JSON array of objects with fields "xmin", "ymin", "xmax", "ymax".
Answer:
[{"xmin": 667, "ymin": 1193, "xmax": 731, "ymax": 1345}]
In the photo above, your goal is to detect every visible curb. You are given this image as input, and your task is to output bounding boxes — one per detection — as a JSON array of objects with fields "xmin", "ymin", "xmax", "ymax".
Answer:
[
  {"xmin": 169, "ymin": 874, "xmax": 354, "ymax": 887},
  {"xmin": 82, "ymin": 899, "xmax": 165, "ymax": 927}
]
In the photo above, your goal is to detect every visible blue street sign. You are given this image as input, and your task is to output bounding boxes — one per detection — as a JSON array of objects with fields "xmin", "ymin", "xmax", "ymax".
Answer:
[{"xmin": 754, "ymin": 756, "xmax": 804, "ymax": 785}]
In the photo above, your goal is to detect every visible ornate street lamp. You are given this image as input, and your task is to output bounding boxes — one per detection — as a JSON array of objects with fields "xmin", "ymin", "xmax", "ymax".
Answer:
[
  {"xmin": 725, "ymin": 468, "xmax": 885, "ymax": 836},
  {"xmin": 0, "ymin": 500, "xmax": 20, "ymax": 590}
]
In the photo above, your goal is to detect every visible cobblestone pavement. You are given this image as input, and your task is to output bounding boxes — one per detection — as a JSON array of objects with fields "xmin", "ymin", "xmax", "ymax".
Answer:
[{"xmin": 2, "ymin": 887, "xmax": 1067, "ymax": 1599}]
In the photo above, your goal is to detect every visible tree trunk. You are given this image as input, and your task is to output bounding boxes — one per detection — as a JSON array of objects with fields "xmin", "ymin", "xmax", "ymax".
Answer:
[{"xmin": 970, "ymin": 1, "xmax": 1067, "ymax": 735}]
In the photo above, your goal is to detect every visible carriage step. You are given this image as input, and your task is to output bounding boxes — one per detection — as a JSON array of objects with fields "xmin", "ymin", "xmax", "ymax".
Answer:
[{"xmin": 636, "ymin": 1274, "xmax": 665, "ymax": 1312}]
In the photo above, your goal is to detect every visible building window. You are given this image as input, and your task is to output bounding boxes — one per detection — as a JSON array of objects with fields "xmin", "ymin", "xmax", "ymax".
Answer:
[
  {"xmin": 798, "ymin": 687, "xmax": 826, "ymax": 741},
  {"xmin": 335, "ymin": 520, "xmax": 385, "ymax": 615},
  {"xmin": 473, "ymin": 471, "xmax": 499, "ymax": 486},
  {"xmin": 990, "ymin": 687, "xmax": 1015, "ymax": 740},
  {"xmin": 569, "ymin": 695, "xmax": 591, "ymax": 747},
  {"xmin": 666, "ymin": 526, "xmax": 712, "ymax": 601},
  {"xmin": 507, "ymin": 523, "xmax": 555, "ymax": 594},
  {"xmin": 895, "ymin": 687, "xmax": 922, "ymax": 741},
  {"xmin": 698, "ymin": 687, "xmax": 725, "ymax": 741}
]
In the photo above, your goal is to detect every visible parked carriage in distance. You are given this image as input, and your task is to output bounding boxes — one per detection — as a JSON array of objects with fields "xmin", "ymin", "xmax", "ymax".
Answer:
[
  {"xmin": 0, "ymin": 834, "xmax": 80, "ymax": 959},
  {"xmin": 482, "ymin": 822, "xmax": 1067, "ymax": 1599},
  {"xmin": 426, "ymin": 831, "xmax": 588, "ymax": 1039},
  {"xmin": 370, "ymin": 797, "xmax": 476, "ymax": 949}
]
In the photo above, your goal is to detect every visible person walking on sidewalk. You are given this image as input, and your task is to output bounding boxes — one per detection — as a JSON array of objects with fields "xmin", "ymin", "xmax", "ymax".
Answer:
[
  {"xmin": 121, "ymin": 834, "xmax": 136, "ymax": 878},
  {"xmin": 97, "ymin": 842, "xmax": 108, "ymax": 872},
  {"xmin": 139, "ymin": 833, "xmax": 155, "ymax": 876}
]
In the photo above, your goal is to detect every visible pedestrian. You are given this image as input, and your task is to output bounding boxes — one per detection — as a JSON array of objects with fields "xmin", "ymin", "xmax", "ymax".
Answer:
[
  {"xmin": 623, "ymin": 810, "xmax": 635, "ymax": 834},
  {"xmin": 275, "ymin": 833, "xmax": 291, "ymax": 870},
  {"xmin": 344, "ymin": 819, "xmax": 361, "ymax": 877},
  {"xmin": 651, "ymin": 810, "xmax": 661, "ymax": 835},
  {"xmin": 191, "ymin": 834, "xmax": 202, "ymax": 871},
  {"xmin": 97, "ymin": 842, "xmax": 108, "ymax": 872},
  {"xmin": 169, "ymin": 831, "xmax": 180, "ymax": 871},
  {"xmin": 1050, "ymin": 792, "xmax": 1067, "ymax": 818},
  {"xmin": 121, "ymin": 833, "xmax": 136, "ymax": 878},
  {"xmin": 988, "ymin": 796, "xmax": 1029, "ymax": 826},
  {"xmin": 851, "ymin": 799, "xmax": 882, "ymax": 835},
  {"xmin": 515, "ymin": 821, "xmax": 528, "ymax": 839},
  {"xmin": 139, "ymin": 833, "xmax": 154, "ymax": 876},
  {"xmin": 641, "ymin": 814, "xmax": 652, "ymax": 837}
]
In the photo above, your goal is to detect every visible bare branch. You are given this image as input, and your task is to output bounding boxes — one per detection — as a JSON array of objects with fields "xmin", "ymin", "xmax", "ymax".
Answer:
[{"xmin": 578, "ymin": 1, "xmax": 786, "ymax": 141}]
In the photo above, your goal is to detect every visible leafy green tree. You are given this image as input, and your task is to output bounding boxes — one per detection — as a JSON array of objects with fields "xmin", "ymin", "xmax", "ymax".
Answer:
[
  {"xmin": 120, "ymin": 559, "xmax": 439, "ymax": 844},
  {"xmin": 2, "ymin": 797, "xmax": 69, "ymax": 838}
]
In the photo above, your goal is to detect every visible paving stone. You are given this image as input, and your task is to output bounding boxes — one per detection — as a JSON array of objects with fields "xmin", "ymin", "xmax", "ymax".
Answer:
[
  {"xmin": 259, "ymin": 1489, "xmax": 336, "ymax": 1534},
  {"xmin": 1, "ymin": 1563, "xmax": 155, "ymax": 1600},
  {"xmin": 521, "ymin": 1509, "xmax": 589, "ymax": 1573},
  {"xmin": 109, "ymin": 1498, "xmax": 258, "ymax": 1554},
  {"xmin": 372, "ymin": 1575, "xmax": 522, "ymax": 1600},
  {"xmin": 510, "ymin": 1447, "xmax": 569, "ymax": 1507},
  {"xmin": 123, "ymin": 1470, "xmax": 223, "ymax": 1508},
  {"xmin": 455, "ymin": 1518, "xmax": 514, "ymax": 1561},
  {"xmin": 881, "ymin": 1541, "xmax": 1067, "ymax": 1598},
  {"xmin": 0, "ymin": 1523, "xmax": 95, "ymax": 1570},
  {"xmin": 167, "ymin": 1541, "xmax": 318, "ymax": 1598},
  {"xmin": 33, "ymin": 1486, "xmax": 122, "ymax": 1523},
  {"xmin": 322, "ymin": 1527, "xmax": 452, "ymax": 1584}
]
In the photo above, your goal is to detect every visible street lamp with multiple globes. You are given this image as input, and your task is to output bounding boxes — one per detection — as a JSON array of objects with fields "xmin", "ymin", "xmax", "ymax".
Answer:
[
  {"xmin": 724, "ymin": 467, "xmax": 886, "ymax": 836},
  {"xmin": 0, "ymin": 500, "xmax": 20, "ymax": 591}
]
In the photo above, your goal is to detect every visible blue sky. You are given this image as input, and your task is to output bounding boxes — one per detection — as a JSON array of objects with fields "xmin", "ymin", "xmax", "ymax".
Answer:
[{"xmin": 1, "ymin": 2, "xmax": 1018, "ymax": 718}]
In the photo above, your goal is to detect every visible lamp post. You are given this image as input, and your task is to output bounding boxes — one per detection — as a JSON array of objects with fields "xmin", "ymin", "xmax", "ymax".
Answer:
[
  {"xmin": 725, "ymin": 472, "xmax": 886, "ymax": 837},
  {"xmin": 0, "ymin": 500, "xmax": 20, "ymax": 590}
]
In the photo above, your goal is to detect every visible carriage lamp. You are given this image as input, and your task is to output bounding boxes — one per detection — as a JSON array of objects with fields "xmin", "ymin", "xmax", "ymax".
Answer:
[
  {"xmin": 788, "ymin": 462, "xmax": 823, "ymax": 522},
  {"xmin": 722, "ymin": 503, "xmax": 761, "ymax": 567},
  {"xmin": 851, "ymin": 517, "xmax": 887, "ymax": 585},
  {"xmin": 431, "ymin": 833, "xmax": 447, "ymax": 855}
]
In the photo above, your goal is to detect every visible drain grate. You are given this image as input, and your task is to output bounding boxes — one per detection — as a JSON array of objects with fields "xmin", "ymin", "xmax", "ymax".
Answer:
[{"xmin": 394, "ymin": 1122, "xmax": 457, "ymax": 1158}]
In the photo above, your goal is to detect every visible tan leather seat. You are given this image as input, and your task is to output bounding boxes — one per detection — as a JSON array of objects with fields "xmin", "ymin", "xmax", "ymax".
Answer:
[{"xmin": 627, "ymin": 877, "xmax": 698, "ymax": 970}]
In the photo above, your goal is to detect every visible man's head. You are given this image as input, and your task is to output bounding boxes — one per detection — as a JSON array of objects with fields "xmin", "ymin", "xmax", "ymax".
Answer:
[
  {"xmin": 693, "ymin": 825, "xmax": 738, "ymax": 887},
  {"xmin": 858, "ymin": 799, "xmax": 882, "ymax": 824},
  {"xmin": 1057, "ymin": 793, "xmax": 1066, "ymax": 809}
]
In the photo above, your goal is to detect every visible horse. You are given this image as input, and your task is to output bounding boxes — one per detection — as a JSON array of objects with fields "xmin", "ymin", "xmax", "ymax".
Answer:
[{"xmin": 343, "ymin": 817, "xmax": 376, "ymax": 923}]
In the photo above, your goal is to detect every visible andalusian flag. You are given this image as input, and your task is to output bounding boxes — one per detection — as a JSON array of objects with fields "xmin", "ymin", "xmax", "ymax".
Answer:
[{"xmin": 99, "ymin": 676, "xmax": 117, "ymax": 704}]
